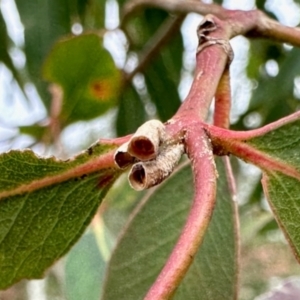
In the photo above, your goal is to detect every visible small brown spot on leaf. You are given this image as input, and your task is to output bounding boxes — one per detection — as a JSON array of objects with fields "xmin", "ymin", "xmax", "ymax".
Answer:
[{"xmin": 90, "ymin": 79, "xmax": 112, "ymax": 100}]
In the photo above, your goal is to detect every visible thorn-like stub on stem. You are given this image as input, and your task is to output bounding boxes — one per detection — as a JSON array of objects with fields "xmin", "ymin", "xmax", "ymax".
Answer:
[
  {"xmin": 196, "ymin": 15, "xmax": 234, "ymax": 62},
  {"xmin": 197, "ymin": 15, "xmax": 217, "ymax": 34},
  {"xmin": 128, "ymin": 143, "xmax": 184, "ymax": 190},
  {"xmin": 128, "ymin": 120, "xmax": 166, "ymax": 161}
]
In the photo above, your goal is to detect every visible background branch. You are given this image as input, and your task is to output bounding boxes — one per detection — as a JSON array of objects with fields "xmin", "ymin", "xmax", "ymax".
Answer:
[
  {"xmin": 123, "ymin": 0, "xmax": 300, "ymax": 47},
  {"xmin": 123, "ymin": 14, "xmax": 185, "ymax": 83}
]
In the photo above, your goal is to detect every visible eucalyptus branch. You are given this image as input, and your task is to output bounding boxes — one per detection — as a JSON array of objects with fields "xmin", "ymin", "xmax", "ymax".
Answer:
[
  {"xmin": 123, "ymin": 0, "xmax": 300, "ymax": 47},
  {"xmin": 122, "ymin": 0, "xmax": 224, "ymax": 22},
  {"xmin": 172, "ymin": 15, "xmax": 232, "ymax": 122},
  {"xmin": 144, "ymin": 128, "xmax": 217, "ymax": 299},
  {"xmin": 142, "ymin": 15, "xmax": 233, "ymax": 299},
  {"xmin": 111, "ymin": 5, "xmax": 300, "ymax": 298}
]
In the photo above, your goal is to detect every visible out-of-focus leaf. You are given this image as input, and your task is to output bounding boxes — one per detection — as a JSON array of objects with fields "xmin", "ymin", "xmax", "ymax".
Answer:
[
  {"xmin": 0, "ymin": 10, "xmax": 24, "ymax": 89},
  {"xmin": 19, "ymin": 125, "xmax": 47, "ymax": 141},
  {"xmin": 213, "ymin": 0, "xmax": 223, "ymax": 4},
  {"xmin": 81, "ymin": 0, "xmax": 106, "ymax": 29},
  {"xmin": 103, "ymin": 174, "xmax": 146, "ymax": 237},
  {"xmin": 116, "ymin": 84, "xmax": 146, "ymax": 136},
  {"xmin": 247, "ymin": 40, "xmax": 283, "ymax": 79},
  {"xmin": 236, "ymin": 47, "xmax": 300, "ymax": 130},
  {"xmin": 125, "ymin": 9, "xmax": 168, "ymax": 49},
  {"xmin": 101, "ymin": 158, "xmax": 238, "ymax": 299},
  {"xmin": 125, "ymin": 10, "xmax": 183, "ymax": 121},
  {"xmin": 0, "ymin": 142, "xmax": 121, "ymax": 289},
  {"xmin": 15, "ymin": 0, "xmax": 72, "ymax": 108},
  {"xmin": 255, "ymin": 0, "xmax": 268, "ymax": 11},
  {"xmin": 255, "ymin": 277, "xmax": 300, "ymax": 300},
  {"xmin": 44, "ymin": 34, "xmax": 121, "ymax": 125},
  {"xmin": 45, "ymin": 270, "xmax": 65, "ymax": 299},
  {"xmin": 144, "ymin": 34, "xmax": 183, "ymax": 121},
  {"xmin": 257, "ymin": 218, "xmax": 278, "ymax": 235},
  {"xmin": 65, "ymin": 230, "xmax": 111, "ymax": 300}
]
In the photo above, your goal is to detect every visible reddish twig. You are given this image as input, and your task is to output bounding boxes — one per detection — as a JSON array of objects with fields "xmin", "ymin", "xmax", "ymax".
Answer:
[
  {"xmin": 123, "ymin": 14, "xmax": 185, "ymax": 83},
  {"xmin": 144, "ymin": 14, "xmax": 234, "ymax": 299},
  {"xmin": 123, "ymin": 0, "xmax": 300, "ymax": 47},
  {"xmin": 172, "ymin": 15, "xmax": 232, "ymax": 122},
  {"xmin": 214, "ymin": 68, "xmax": 232, "ymax": 129},
  {"xmin": 144, "ymin": 127, "xmax": 217, "ymax": 299}
]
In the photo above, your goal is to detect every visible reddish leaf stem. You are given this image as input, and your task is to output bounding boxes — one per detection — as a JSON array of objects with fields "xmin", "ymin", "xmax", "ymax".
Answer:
[
  {"xmin": 144, "ymin": 128, "xmax": 217, "ymax": 299},
  {"xmin": 204, "ymin": 123, "xmax": 300, "ymax": 180},
  {"xmin": 214, "ymin": 68, "xmax": 231, "ymax": 129},
  {"xmin": 173, "ymin": 15, "xmax": 232, "ymax": 121},
  {"xmin": 143, "ymin": 15, "xmax": 234, "ymax": 299},
  {"xmin": 123, "ymin": 15, "xmax": 185, "ymax": 83},
  {"xmin": 208, "ymin": 110, "xmax": 300, "ymax": 141}
]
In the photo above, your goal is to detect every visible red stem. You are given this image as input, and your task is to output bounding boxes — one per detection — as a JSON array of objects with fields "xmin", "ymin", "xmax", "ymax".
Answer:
[
  {"xmin": 173, "ymin": 15, "xmax": 231, "ymax": 121},
  {"xmin": 144, "ymin": 128, "xmax": 217, "ymax": 299},
  {"xmin": 208, "ymin": 110, "xmax": 300, "ymax": 141},
  {"xmin": 214, "ymin": 68, "xmax": 231, "ymax": 128},
  {"xmin": 175, "ymin": 46, "xmax": 227, "ymax": 120},
  {"xmin": 204, "ymin": 122, "xmax": 300, "ymax": 180}
]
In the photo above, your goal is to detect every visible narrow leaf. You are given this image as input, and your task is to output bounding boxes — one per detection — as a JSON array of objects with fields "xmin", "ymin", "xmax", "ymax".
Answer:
[
  {"xmin": 101, "ymin": 157, "xmax": 238, "ymax": 299},
  {"xmin": 144, "ymin": 32, "xmax": 183, "ymax": 121},
  {"xmin": 65, "ymin": 230, "xmax": 111, "ymax": 300},
  {"xmin": 15, "ymin": 0, "xmax": 72, "ymax": 108},
  {"xmin": 116, "ymin": 84, "xmax": 146, "ymax": 136},
  {"xmin": 0, "ymin": 10, "xmax": 24, "ymax": 90},
  {"xmin": 0, "ymin": 142, "xmax": 120, "ymax": 289}
]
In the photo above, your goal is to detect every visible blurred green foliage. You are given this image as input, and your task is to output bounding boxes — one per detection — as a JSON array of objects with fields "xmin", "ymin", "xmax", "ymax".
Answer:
[{"xmin": 0, "ymin": 0, "xmax": 300, "ymax": 299}]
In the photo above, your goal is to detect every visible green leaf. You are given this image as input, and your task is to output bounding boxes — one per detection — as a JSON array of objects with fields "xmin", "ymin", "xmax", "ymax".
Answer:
[
  {"xmin": 44, "ymin": 34, "xmax": 121, "ymax": 124},
  {"xmin": 19, "ymin": 125, "xmax": 48, "ymax": 141},
  {"xmin": 216, "ymin": 112, "xmax": 300, "ymax": 262},
  {"xmin": 243, "ymin": 114, "xmax": 300, "ymax": 171},
  {"xmin": 247, "ymin": 40, "xmax": 283, "ymax": 79},
  {"xmin": 239, "ymin": 47, "xmax": 300, "ymax": 129},
  {"xmin": 15, "ymin": 0, "xmax": 72, "ymax": 108},
  {"xmin": 0, "ymin": 10, "xmax": 24, "ymax": 90},
  {"xmin": 125, "ymin": 9, "xmax": 183, "ymax": 121},
  {"xmin": 101, "ymin": 158, "xmax": 238, "ymax": 299},
  {"xmin": 65, "ymin": 230, "xmax": 111, "ymax": 300},
  {"xmin": 116, "ymin": 84, "xmax": 147, "ymax": 136},
  {"xmin": 262, "ymin": 172, "xmax": 300, "ymax": 261},
  {"xmin": 0, "ymin": 142, "xmax": 121, "ymax": 289},
  {"xmin": 80, "ymin": 0, "xmax": 106, "ymax": 29},
  {"xmin": 144, "ymin": 36, "xmax": 183, "ymax": 121}
]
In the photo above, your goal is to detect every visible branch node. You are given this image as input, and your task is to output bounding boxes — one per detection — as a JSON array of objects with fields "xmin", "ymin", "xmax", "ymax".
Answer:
[{"xmin": 196, "ymin": 15, "xmax": 234, "ymax": 63}]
